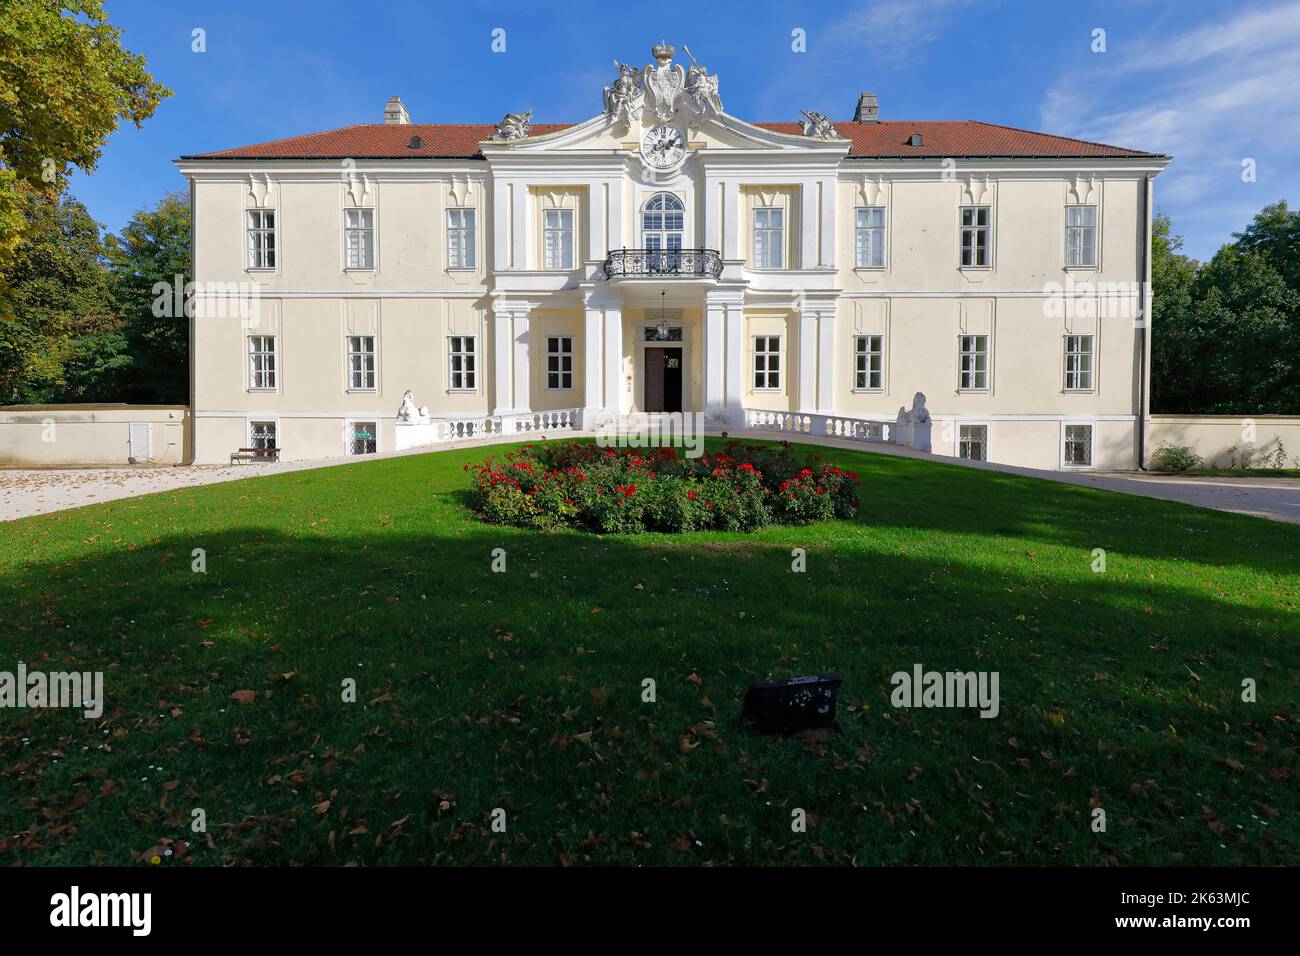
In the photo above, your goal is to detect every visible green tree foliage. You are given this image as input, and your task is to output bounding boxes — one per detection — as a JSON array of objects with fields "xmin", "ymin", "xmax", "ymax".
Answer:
[
  {"xmin": 0, "ymin": 182, "xmax": 129, "ymax": 403},
  {"xmin": 0, "ymin": 0, "xmax": 170, "ymax": 258},
  {"xmin": 1151, "ymin": 202, "xmax": 1300, "ymax": 414},
  {"xmin": 105, "ymin": 191, "xmax": 191, "ymax": 403}
]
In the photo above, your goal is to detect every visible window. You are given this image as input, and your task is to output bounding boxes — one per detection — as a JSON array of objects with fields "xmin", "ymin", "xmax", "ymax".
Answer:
[
  {"xmin": 643, "ymin": 192, "xmax": 684, "ymax": 271},
  {"xmin": 349, "ymin": 421, "xmax": 377, "ymax": 456},
  {"xmin": 543, "ymin": 208, "xmax": 574, "ymax": 270},
  {"xmin": 344, "ymin": 208, "xmax": 374, "ymax": 269},
  {"xmin": 1064, "ymin": 334, "xmax": 1094, "ymax": 390},
  {"xmin": 855, "ymin": 207, "xmax": 886, "ymax": 268},
  {"xmin": 960, "ymin": 206, "xmax": 990, "ymax": 267},
  {"xmin": 1066, "ymin": 205, "xmax": 1097, "ymax": 268},
  {"xmin": 546, "ymin": 336, "xmax": 573, "ymax": 390},
  {"xmin": 247, "ymin": 209, "xmax": 276, "ymax": 269},
  {"xmin": 958, "ymin": 424, "xmax": 987, "ymax": 461},
  {"xmin": 250, "ymin": 421, "xmax": 277, "ymax": 451},
  {"xmin": 1064, "ymin": 423, "xmax": 1093, "ymax": 467},
  {"xmin": 449, "ymin": 335, "xmax": 476, "ymax": 390},
  {"xmin": 959, "ymin": 334, "xmax": 989, "ymax": 390},
  {"xmin": 753, "ymin": 336, "xmax": 781, "ymax": 390},
  {"xmin": 346, "ymin": 335, "xmax": 376, "ymax": 390},
  {"xmin": 753, "ymin": 207, "xmax": 784, "ymax": 269},
  {"xmin": 854, "ymin": 335, "xmax": 884, "ymax": 390},
  {"xmin": 248, "ymin": 335, "xmax": 276, "ymax": 390},
  {"xmin": 447, "ymin": 208, "xmax": 476, "ymax": 269}
]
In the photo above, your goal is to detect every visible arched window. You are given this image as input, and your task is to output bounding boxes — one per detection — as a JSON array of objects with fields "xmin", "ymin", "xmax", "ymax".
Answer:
[{"xmin": 642, "ymin": 192, "xmax": 684, "ymax": 252}]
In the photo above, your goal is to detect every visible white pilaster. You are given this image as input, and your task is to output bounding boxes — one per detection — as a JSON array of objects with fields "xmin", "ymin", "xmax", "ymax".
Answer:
[
  {"xmin": 582, "ymin": 298, "xmax": 603, "ymax": 420},
  {"xmin": 800, "ymin": 179, "xmax": 818, "ymax": 271},
  {"xmin": 818, "ymin": 176, "xmax": 836, "ymax": 269},
  {"xmin": 587, "ymin": 180, "xmax": 606, "ymax": 262},
  {"xmin": 491, "ymin": 302, "xmax": 514, "ymax": 414},
  {"xmin": 602, "ymin": 304, "xmax": 623, "ymax": 414},
  {"xmin": 512, "ymin": 307, "xmax": 531, "ymax": 413},
  {"xmin": 492, "ymin": 179, "xmax": 511, "ymax": 271},
  {"xmin": 722, "ymin": 182, "xmax": 739, "ymax": 260},
  {"xmin": 703, "ymin": 297, "xmax": 725, "ymax": 416},
  {"xmin": 817, "ymin": 307, "xmax": 835, "ymax": 412},
  {"xmin": 511, "ymin": 182, "xmax": 528, "ymax": 271},
  {"xmin": 797, "ymin": 305, "xmax": 817, "ymax": 413},
  {"xmin": 723, "ymin": 301, "xmax": 744, "ymax": 421}
]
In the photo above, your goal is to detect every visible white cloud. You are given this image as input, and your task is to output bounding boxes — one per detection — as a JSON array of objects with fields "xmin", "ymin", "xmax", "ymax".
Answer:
[
  {"xmin": 836, "ymin": 0, "xmax": 982, "ymax": 65},
  {"xmin": 1041, "ymin": 1, "xmax": 1300, "ymax": 258}
]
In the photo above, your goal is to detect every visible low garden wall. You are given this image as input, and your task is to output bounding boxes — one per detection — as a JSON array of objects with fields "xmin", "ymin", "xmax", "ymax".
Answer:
[
  {"xmin": 1147, "ymin": 415, "xmax": 1300, "ymax": 469},
  {"xmin": 0, "ymin": 405, "xmax": 191, "ymax": 467}
]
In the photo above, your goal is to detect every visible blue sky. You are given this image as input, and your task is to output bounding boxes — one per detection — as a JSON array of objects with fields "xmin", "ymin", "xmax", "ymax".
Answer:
[{"xmin": 75, "ymin": 0, "xmax": 1300, "ymax": 260}]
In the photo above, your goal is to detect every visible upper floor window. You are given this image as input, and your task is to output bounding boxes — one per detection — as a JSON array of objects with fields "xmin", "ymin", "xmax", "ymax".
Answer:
[
  {"xmin": 959, "ymin": 334, "xmax": 989, "ymax": 391},
  {"xmin": 547, "ymin": 336, "xmax": 573, "ymax": 390},
  {"xmin": 643, "ymin": 192, "xmax": 684, "ymax": 251},
  {"xmin": 449, "ymin": 335, "xmax": 476, "ymax": 390},
  {"xmin": 1065, "ymin": 205, "xmax": 1097, "ymax": 268},
  {"xmin": 543, "ymin": 208, "xmax": 575, "ymax": 270},
  {"xmin": 1064, "ymin": 334, "xmax": 1094, "ymax": 391},
  {"xmin": 960, "ymin": 206, "xmax": 990, "ymax": 268},
  {"xmin": 248, "ymin": 335, "xmax": 276, "ymax": 390},
  {"xmin": 346, "ymin": 335, "xmax": 376, "ymax": 391},
  {"xmin": 855, "ymin": 207, "xmax": 886, "ymax": 268},
  {"xmin": 344, "ymin": 208, "xmax": 374, "ymax": 270},
  {"xmin": 753, "ymin": 335, "xmax": 781, "ymax": 390},
  {"xmin": 854, "ymin": 334, "xmax": 883, "ymax": 390},
  {"xmin": 447, "ymin": 208, "xmax": 476, "ymax": 269},
  {"xmin": 247, "ymin": 209, "xmax": 276, "ymax": 269},
  {"xmin": 753, "ymin": 207, "xmax": 784, "ymax": 269}
]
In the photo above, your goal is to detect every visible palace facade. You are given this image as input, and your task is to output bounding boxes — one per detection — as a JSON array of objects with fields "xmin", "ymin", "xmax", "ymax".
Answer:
[{"xmin": 177, "ymin": 42, "xmax": 1168, "ymax": 468}]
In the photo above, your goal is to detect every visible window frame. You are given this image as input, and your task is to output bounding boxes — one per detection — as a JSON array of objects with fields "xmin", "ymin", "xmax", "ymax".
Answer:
[
  {"xmin": 959, "ymin": 205, "xmax": 991, "ymax": 269},
  {"xmin": 246, "ymin": 208, "xmax": 277, "ymax": 270},
  {"xmin": 752, "ymin": 335, "xmax": 782, "ymax": 391},
  {"xmin": 1061, "ymin": 421, "xmax": 1096, "ymax": 469},
  {"xmin": 1063, "ymin": 333, "xmax": 1095, "ymax": 392},
  {"xmin": 1065, "ymin": 204, "xmax": 1098, "ymax": 269},
  {"xmin": 545, "ymin": 335, "xmax": 574, "ymax": 391},
  {"xmin": 247, "ymin": 419, "xmax": 279, "ymax": 452},
  {"xmin": 958, "ymin": 333, "xmax": 990, "ymax": 392},
  {"xmin": 247, "ymin": 334, "xmax": 278, "ymax": 391},
  {"xmin": 752, "ymin": 206, "xmax": 785, "ymax": 270},
  {"xmin": 448, "ymin": 335, "xmax": 477, "ymax": 392},
  {"xmin": 346, "ymin": 419, "xmax": 379, "ymax": 457},
  {"xmin": 542, "ymin": 208, "xmax": 575, "ymax": 271},
  {"xmin": 447, "ymin": 207, "xmax": 477, "ymax": 270},
  {"xmin": 345, "ymin": 334, "xmax": 377, "ymax": 392},
  {"xmin": 854, "ymin": 206, "xmax": 886, "ymax": 269},
  {"xmin": 852, "ymin": 334, "xmax": 884, "ymax": 392},
  {"xmin": 957, "ymin": 423, "xmax": 989, "ymax": 462}
]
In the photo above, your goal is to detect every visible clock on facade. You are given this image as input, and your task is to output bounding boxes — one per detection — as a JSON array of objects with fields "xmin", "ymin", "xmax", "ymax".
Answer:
[{"xmin": 641, "ymin": 124, "xmax": 686, "ymax": 169}]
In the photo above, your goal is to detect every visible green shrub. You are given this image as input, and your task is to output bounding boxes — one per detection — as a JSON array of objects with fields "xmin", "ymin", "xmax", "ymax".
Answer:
[{"xmin": 1150, "ymin": 443, "xmax": 1202, "ymax": 473}]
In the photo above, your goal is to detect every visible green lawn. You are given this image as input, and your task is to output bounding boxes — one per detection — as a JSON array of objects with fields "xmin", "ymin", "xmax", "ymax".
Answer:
[{"xmin": 1, "ymin": 440, "xmax": 1297, "ymax": 866}]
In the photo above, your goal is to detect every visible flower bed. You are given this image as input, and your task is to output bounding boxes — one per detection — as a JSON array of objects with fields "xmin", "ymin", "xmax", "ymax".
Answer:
[{"xmin": 465, "ymin": 440, "xmax": 860, "ymax": 534}]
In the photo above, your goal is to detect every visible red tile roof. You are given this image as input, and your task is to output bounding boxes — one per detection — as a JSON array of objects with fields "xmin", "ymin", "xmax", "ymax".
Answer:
[{"xmin": 182, "ymin": 119, "xmax": 1161, "ymax": 161}]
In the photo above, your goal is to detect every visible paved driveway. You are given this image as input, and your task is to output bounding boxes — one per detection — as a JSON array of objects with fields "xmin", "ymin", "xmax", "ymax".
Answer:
[{"xmin": 4, "ymin": 430, "xmax": 1300, "ymax": 525}]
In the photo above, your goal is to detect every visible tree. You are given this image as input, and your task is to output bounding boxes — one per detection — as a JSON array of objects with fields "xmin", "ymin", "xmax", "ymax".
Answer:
[
  {"xmin": 1149, "ymin": 213, "xmax": 1199, "ymax": 413},
  {"xmin": 0, "ymin": 0, "xmax": 170, "ymax": 259},
  {"xmin": 1233, "ymin": 200, "xmax": 1300, "ymax": 291},
  {"xmin": 0, "ymin": 182, "xmax": 129, "ymax": 403},
  {"xmin": 105, "ymin": 191, "xmax": 191, "ymax": 403}
]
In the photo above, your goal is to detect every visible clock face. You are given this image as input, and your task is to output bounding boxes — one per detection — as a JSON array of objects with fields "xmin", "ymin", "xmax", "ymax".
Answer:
[{"xmin": 642, "ymin": 124, "xmax": 686, "ymax": 169}]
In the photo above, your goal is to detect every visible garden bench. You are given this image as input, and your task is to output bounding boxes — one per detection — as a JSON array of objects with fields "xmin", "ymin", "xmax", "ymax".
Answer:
[{"xmin": 230, "ymin": 446, "xmax": 280, "ymax": 464}]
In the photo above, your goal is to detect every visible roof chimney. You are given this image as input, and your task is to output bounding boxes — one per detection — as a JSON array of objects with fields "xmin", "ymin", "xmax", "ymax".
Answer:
[
  {"xmin": 384, "ymin": 96, "xmax": 410, "ymax": 125},
  {"xmin": 855, "ymin": 92, "xmax": 879, "ymax": 124}
]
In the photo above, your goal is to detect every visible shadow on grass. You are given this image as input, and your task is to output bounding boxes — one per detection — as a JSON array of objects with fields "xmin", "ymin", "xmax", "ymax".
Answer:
[{"xmin": 1, "ymin": 514, "xmax": 1295, "ymax": 867}]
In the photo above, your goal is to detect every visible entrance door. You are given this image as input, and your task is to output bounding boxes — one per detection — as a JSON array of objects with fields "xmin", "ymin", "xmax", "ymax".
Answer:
[{"xmin": 643, "ymin": 348, "xmax": 683, "ymax": 413}]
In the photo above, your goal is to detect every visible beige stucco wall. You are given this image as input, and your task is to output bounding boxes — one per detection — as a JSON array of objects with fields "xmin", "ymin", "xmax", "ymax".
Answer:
[
  {"xmin": 0, "ymin": 406, "xmax": 190, "ymax": 466},
  {"xmin": 1148, "ymin": 416, "xmax": 1300, "ymax": 468}
]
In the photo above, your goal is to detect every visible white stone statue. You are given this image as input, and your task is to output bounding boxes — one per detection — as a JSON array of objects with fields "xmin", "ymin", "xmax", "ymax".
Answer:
[
  {"xmin": 682, "ymin": 46, "xmax": 722, "ymax": 115},
  {"xmin": 603, "ymin": 61, "xmax": 642, "ymax": 128},
  {"xmin": 800, "ymin": 110, "xmax": 840, "ymax": 140},
  {"xmin": 896, "ymin": 392, "xmax": 931, "ymax": 426},
  {"xmin": 492, "ymin": 109, "xmax": 532, "ymax": 142},
  {"xmin": 396, "ymin": 389, "xmax": 430, "ymax": 424}
]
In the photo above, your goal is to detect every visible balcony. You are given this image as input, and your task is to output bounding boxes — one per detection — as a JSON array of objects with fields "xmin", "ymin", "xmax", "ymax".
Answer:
[{"xmin": 603, "ymin": 248, "xmax": 723, "ymax": 280}]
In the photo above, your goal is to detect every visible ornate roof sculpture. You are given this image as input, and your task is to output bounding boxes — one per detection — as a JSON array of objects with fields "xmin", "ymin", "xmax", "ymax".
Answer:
[{"xmin": 601, "ymin": 42, "xmax": 723, "ymax": 131}]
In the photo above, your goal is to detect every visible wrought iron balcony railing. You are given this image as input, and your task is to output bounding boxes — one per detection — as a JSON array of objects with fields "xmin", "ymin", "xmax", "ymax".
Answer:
[{"xmin": 602, "ymin": 248, "xmax": 723, "ymax": 279}]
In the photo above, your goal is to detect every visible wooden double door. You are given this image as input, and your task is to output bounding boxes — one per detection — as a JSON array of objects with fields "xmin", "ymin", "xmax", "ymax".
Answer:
[{"xmin": 643, "ymin": 347, "xmax": 683, "ymax": 413}]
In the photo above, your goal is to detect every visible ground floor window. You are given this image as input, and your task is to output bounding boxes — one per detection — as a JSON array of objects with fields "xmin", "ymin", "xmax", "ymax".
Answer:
[
  {"xmin": 1063, "ymin": 423, "xmax": 1093, "ymax": 466},
  {"xmin": 753, "ymin": 335, "xmax": 781, "ymax": 390},
  {"xmin": 958, "ymin": 424, "xmax": 987, "ymax": 461},
  {"xmin": 547, "ymin": 336, "xmax": 573, "ymax": 390},
  {"xmin": 250, "ymin": 421, "xmax": 277, "ymax": 452},
  {"xmin": 449, "ymin": 336, "xmax": 476, "ymax": 390},
  {"xmin": 854, "ymin": 334, "xmax": 883, "ymax": 390},
  {"xmin": 349, "ymin": 420, "xmax": 377, "ymax": 456}
]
